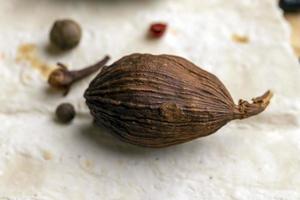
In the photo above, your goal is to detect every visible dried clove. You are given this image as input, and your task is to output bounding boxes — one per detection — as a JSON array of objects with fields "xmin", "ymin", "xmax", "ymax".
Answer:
[
  {"xmin": 50, "ymin": 19, "xmax": 82, "ymax": 50},
  {"xmin": 84, "ymin": 54, "xmax": 273, "ymax": 148},
  {"xmin": 48, "ymin": 55, "xmax": 110, "ymax": 95},
  {"xmin": 55, "ymin": 103, "xmax": 76, "ymax": 123}
]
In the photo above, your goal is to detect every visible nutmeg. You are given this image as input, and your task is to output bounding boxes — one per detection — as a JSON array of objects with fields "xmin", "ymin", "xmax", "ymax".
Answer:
[{"xmin": 84, "ymin": 54, "xmax": 272, "ymax": 148}]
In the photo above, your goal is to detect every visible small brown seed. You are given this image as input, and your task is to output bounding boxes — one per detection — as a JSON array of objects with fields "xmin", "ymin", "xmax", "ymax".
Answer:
[
  {"xmin": 55, "ymin": 103, "xmax": 76, "ymax": 123},
  {"xmin": 50, "ymin": 19, "xmax": 82, "ymax": 50}
]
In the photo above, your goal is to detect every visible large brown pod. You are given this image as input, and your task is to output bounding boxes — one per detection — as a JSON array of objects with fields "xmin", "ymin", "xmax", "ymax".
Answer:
[{"xmin": 84, "ymin": 54, "xmax": 272, "ymax": 148}]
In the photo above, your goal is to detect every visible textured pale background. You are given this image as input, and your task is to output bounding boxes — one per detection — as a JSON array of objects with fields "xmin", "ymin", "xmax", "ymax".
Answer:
[{"xmin": 0, "ymin": 0, "xmax": 300, "ymax": 199}]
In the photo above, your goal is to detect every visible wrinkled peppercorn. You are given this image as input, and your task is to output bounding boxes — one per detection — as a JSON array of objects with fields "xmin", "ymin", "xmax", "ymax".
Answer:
[
  {"xmin": 55, "ymin": 103, "xmax": 76, "ymax": 123},
  {"xmin": 50, "ymin": 19, "xmax": 82, "ymax": 50}
]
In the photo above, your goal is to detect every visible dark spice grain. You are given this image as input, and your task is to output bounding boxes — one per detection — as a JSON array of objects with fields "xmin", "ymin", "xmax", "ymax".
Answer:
[
  {"xmin": 50, "ymin": 19, "xmax": 82, "ymax": 50},
  {"xmin": 279, "ymin": 0, "xmax": 300, "ymax": 12},
  {"xmin": 56, "ymin": 103, "xmax": 76, "ymax": 123},
  {"xmin": 84, "ymin": 54, "xmax": 272, "ymax": 148}
]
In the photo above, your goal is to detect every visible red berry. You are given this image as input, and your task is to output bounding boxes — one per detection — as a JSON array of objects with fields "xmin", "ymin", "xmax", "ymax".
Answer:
[{"xmin": 149, "ymin": 23, "xmax": 167, "ymax": 38}]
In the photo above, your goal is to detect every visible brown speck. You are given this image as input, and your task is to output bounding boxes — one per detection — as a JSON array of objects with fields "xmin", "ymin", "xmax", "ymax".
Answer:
[
  {"xmin": 19, "ymin": 44, "xmax": 36, "ymax": 54},
  {"xmin": 42, "ymin": 150, "xmax": 53, "ymax": 161},
  {"xmin": 16, "ymin": 43, "xmax": 56, "ymax": 78},
  {"xmin": 232, "ymin": 34, "xmax": 249, "ymax": 44},
  {"xmin": 85, "ymin": 160, "xmax": 94, "ymax": 169}
]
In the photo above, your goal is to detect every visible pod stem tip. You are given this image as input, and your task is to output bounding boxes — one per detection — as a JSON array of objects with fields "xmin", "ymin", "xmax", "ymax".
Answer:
[{"xmin": 234, "ymin": 90, "xmax": 273, "ymax": 120}]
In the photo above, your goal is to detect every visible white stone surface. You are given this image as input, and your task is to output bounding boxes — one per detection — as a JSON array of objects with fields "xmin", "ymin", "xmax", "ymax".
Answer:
[{"xmin": 0, "ymin": 0, "xmax": 300, "ymax": 199}]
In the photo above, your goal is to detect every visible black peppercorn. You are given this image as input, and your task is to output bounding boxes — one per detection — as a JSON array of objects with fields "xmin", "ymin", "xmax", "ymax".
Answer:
[
  {"xmin": 50, "ymin": 19, "xmax": 82, "ymax": 50},
  {"xmin": 279, "ymin": 0, "xmax": 300, "ymax": 12},
  {"xmin": 55, "ymin": 103, "xmax": 76, "ymax": 123}
]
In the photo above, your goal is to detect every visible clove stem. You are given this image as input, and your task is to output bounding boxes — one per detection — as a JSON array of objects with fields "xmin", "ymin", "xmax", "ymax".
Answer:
[
  {"xmin": 48, "ymin": 55, "xmax": 110, "ymax": 95},
  {"xmin": 69, "ymin": 55, "xmax": 110, "ymax": 83}
]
